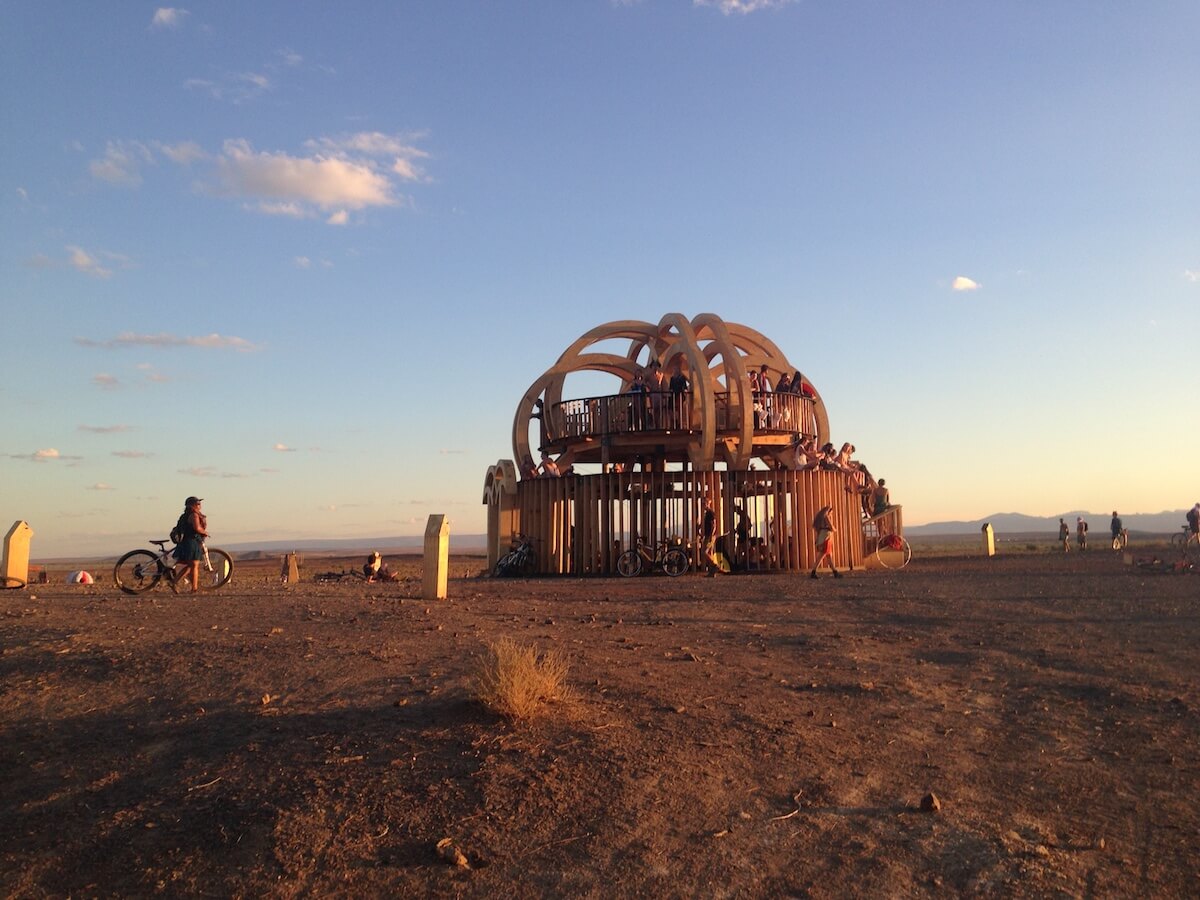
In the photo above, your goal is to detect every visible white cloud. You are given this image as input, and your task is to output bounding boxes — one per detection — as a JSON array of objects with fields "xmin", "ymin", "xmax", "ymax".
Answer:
[
  {"xmin": 278, "ymin": 49, "xmax": 303, "ymax": 67},
  {"xmin": 951, "ymin": 276, "xmax": 981, "ymax": 292},
  {"xmin": 307, "ymin": 131, "xmax": 431, "ymax": 183},
  {"xmin": 151, "ymin": 8, "xmax": 189, "ymax": 29},
  {"xmin": 157, "ymin": 140, "xmax": 206, "ymax": 164},
  {"xmin": 113, "ymin": 450, "xmax": 152, "ymax": 459},
  {"xmin": 694, "ymin": 0, "xmax": 796, "ymax": 14},
  {"xmin": 216, "ymin": 139, "xmax": 397, "ymax": 211},
  {"xmin": 9, "ymin": 448, "xmax": 83, "ymax": 463},
  {"xmin": 326, "ymin": 210, "xmax": 349, "ymax": 226},
  {"xmin": 293, "ymin": 256, "xmax": 311, "ymax": 269},
  {"xmin": 89, "ymin": 141, "xmax": 152, "ymax": 186},
  {"xmin": 67, "ymin": 245, "xmax": 113, "ymax": 279},
  {"xmin": 87, "ymin": 483, "xmax": 114, "ymax": 491},
  {"xmin": 273, "ymin": 443, "xmax": 296, "ymax": 452},
  {"xmin": 76, "ymin": 331, "xmax": 262, "ymax": 351},
  {"xmin": 92, "ymin": 373, "xmax": 120, "ymax": 390},
  {"xmin": 1185, "ymin": 269, "xmax": 1199, "ymax": 283}
]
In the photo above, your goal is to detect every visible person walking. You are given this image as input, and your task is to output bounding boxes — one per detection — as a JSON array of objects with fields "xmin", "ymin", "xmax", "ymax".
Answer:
[
  {"xmin": 1110, "ymin": 511, "xmax": 1124, "ymax": 550},
  {"xmin": 701, "ymin": 497, "xmax": 722, "ymax": 576},
  {"xmin": 810, "ymin": 505, "xmax": 842, "ymax": 579},
  {"xmin": 1076, "ymin": 516, "xmax": 1089, "ymax": 551},
  {"xmin": 1058, "ymin": 518, "xmax": 1071, "ymax": 553},
  {"xmin": 171, "ymin": 496, "xmax": 208, "ymax": 594}
]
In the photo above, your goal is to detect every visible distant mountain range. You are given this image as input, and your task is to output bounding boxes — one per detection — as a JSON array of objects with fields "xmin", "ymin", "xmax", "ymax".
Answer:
[
  {"xmin": 224, "ymin": 534, "xmax": 489, "ymax": 555},
  {"xmin": 905, "ymin": 510, "xmax": 1191, "ymax": 537},
  {"xmin": 223, "ymin": 510, "xmax": 1194, "ymax": 554}
]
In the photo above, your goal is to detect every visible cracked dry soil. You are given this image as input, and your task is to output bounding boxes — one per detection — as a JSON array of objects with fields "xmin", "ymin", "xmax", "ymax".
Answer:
[{"xmin": 2, "ymin": 552, "xmax": 1198, "ymax": 897}]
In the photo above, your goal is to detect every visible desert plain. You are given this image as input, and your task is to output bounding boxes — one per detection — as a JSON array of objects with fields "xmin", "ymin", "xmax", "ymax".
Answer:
[{"xmin": 2, "ymin": 546, "xmax": 1198, "ymax": 898}]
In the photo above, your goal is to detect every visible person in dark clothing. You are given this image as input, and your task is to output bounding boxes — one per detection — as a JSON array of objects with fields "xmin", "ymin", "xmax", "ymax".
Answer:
[{"xmin": 172, "ymin": 496, "xmax": 208, "ymax": 594}]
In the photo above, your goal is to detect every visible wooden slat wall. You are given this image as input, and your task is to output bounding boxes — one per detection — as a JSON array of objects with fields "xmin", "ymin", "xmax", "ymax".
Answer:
[{"xmin": 513, "ymin": 468, "xmax": 866, "ymax": 575}]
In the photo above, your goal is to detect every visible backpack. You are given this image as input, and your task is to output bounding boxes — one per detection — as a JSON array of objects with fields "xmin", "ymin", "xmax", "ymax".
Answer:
[{"xmin": 170, "ymin": 513, "xmax": 190, "ymax": 544}]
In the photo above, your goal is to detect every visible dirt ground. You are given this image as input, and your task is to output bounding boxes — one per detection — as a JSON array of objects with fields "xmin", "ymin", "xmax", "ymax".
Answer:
[{"xmin": 2, "ymin": 548, "xmax": 1198, "ymax": 898}]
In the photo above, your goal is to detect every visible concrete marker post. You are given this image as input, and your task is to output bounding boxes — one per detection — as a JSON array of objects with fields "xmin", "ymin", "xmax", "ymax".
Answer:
[
  {"xmin": 3, "ymin": 521, "xmax": 34, "ymax": 587},
  {"xmin": 423, "ymin": 514, "xmax": 450, "ymax": 600},
  {"xmin": 981, "ymin": 522, "xmax": 995, "ymax": 557}
]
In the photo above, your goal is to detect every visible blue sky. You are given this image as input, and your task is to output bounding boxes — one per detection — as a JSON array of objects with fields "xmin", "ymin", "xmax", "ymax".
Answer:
[{"xmin": 3, "ymin": 1, "xmax": 1197, "ymax": 558}]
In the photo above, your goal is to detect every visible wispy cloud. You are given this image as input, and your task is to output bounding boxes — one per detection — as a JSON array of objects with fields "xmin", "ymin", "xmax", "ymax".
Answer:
[
  {"xmin": 1185, "ymin": 269, "xmax": 1199, "ymax": 283},
  {"xmin": 89, "ymin": 141, "xmax": 153, "ymax": 186},
  {"xmin": 92, "ymin": 373, "xmax": 120, "ymax": 390},
  {"xmin": 10, "ymin": 448, "xmax": 83, "ymax": 463},
  {"xmin": 694, "ymin": 0, "xmax": 796, "ymax": 14},
  {"xmin": 87, "ymin": 483, "xmax": 114, "ymax": 491},
  {"xmin": 76, "ymin": 331, "xmax": 262, "ymax": 351},
  {"xmin": 151, "ymin": 7, "xmax": 190, "ymax": 29},
  {"xmin": 157, "ymin": 140, "xmax": 206, "ymax": 165},
  {"xmin": 951, "ymin": 275, "xmax": 981, "ymax": 292},
  {"xmin": 179, "ymin": 466, "xmax": 217, "ymax": 477},
  {"xmin": 272, "ymin": 443, "xmax": 296, "ymax": 452},
  {"xmin": 113, "ymin": 450, "xmax": 153, "ymax": 459},
  {"xmin": 78, "ymin": 424, "xmax": 133, "ymax": 434}
]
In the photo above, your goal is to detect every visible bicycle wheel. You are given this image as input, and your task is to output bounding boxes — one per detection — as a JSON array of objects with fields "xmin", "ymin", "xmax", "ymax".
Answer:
[
  {"xmin": 1170, "ymin": 531, "xmax": 1186, "ymax": 549},
  {"xmin": 616, "ymin": 549, "xmax": 643, "ymax": 578},
  {"xmin": 199, "ymin": 549, "xmax": 234, "ymax": 590},
  {"xmin": 662, "ymin": 547, "xmax": 689, "ymax": 577},
  {"xmin": 517, "ymin": 548, "xmax": 537, "ymax": 576},
  {"xmin": 874, "ymin": 535, "xmax": 912, "ymax": 570},
  {"xmin": 114, "ymin": 549, "xmax": 162, "ymax": 594}
]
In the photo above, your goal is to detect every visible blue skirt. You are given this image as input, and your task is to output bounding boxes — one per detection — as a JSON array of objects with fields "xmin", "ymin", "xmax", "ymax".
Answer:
[{"xmin": 174, "ymin": 535, "xmax": 205, "ymax": 562}]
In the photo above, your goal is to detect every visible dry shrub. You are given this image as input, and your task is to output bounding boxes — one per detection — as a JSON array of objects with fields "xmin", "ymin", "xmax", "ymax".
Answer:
[{"xmin": 473, "ymin": 638, "xmax": 571, "ymax": 720}]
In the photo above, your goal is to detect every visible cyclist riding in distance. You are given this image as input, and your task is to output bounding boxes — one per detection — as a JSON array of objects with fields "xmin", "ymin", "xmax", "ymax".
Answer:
[{"xmin": 172, "ymin": 496, "xmax": 209, "ymax": 593}]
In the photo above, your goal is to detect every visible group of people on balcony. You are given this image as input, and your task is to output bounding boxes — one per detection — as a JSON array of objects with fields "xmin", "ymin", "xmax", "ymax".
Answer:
[{"xmin": 624, "ymin": 361, "xmax": 691, "ymax": 432}]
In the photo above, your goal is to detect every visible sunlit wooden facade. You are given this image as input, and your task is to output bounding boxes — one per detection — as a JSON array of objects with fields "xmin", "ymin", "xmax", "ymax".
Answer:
[{"xmin": 483, "ymin": 314, "xmax": 902, "ymax": 576}]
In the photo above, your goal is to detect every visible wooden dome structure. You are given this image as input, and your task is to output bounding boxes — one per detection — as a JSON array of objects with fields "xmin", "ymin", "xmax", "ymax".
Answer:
[{"xmin": 483, "ymin": 314, "xmax": 902, "ymax": 576}]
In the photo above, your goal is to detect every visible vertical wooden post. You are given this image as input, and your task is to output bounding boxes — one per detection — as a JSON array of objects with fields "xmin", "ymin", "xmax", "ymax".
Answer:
[
  {"xmin": 981, "ymin": 523, "xmax": 995, "ymax": 557},
  {"xmin": 2, "ymin": 521, "xmax": 34, "ymax": 587},
  {"xmin": 423, "ymin": 514, "xmax": 450, "ymax": 600}
]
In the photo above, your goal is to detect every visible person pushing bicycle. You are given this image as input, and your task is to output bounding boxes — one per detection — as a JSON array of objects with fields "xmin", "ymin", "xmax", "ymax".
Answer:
[{"xmin": 171, "ymin": 496, "xmax": 209, "ymax": 593}]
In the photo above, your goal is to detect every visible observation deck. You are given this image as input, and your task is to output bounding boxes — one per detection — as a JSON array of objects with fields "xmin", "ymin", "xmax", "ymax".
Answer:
[{"xmin": 539, "ymin": 390, "xmax": 819, "ymax": 467}]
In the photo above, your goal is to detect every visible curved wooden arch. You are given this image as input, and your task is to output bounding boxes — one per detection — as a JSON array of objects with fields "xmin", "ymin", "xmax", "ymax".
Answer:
[{"xmin": 511, "ymin": 313, "xmax": 830, "ymax": 473}]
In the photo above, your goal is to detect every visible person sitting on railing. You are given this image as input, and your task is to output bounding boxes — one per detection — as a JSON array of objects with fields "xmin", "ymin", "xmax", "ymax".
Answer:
[
  {"xmin": 871, "ymin": 478, "xmax": 891, "ymax": 517},
  {"xmin": 817, "ymin": 442, "xmax": 839, "ymax": 470},
  {"xmin": 834, "ymin": 442, "xmax": 857, "ymax": 472},
  {"xmin": 538, "ymin": 452, "xmax": 561, "ymax": 478}
]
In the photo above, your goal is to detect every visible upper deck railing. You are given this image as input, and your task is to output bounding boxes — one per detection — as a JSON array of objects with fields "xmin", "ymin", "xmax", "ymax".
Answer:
[{"xmin": 546, "ymin": 390, "xmax": 818, "ymax": 444}]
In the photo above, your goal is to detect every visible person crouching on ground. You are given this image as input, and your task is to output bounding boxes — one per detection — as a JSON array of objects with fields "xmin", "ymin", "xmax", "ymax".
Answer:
[
  {"xmin": 363, "ymin": 551, "xmax": 396, "ymax": 583},
  {"xmin": 172, "ymin": 496, "xmax": 208, "ymax": 594},
  {"xmin": 810, "ymin": 505, "xmax": 842, "ymax": 579}
]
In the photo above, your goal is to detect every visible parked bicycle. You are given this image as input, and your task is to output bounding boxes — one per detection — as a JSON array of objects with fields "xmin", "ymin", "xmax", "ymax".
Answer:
[
  {"xmin": 113, "ymin": 539, "xmax": 234, "ymax": 594},
  {"xmin": 1170, "ymin": 525, "xmax": 1200, "ymax": 559},
  {"xmin": 494, "ymin": 534, "xmax": 537, "ymax": 577},
  {"xmin": 616, "ymin": 537, "xmax": 689, "ymax": 578}
]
